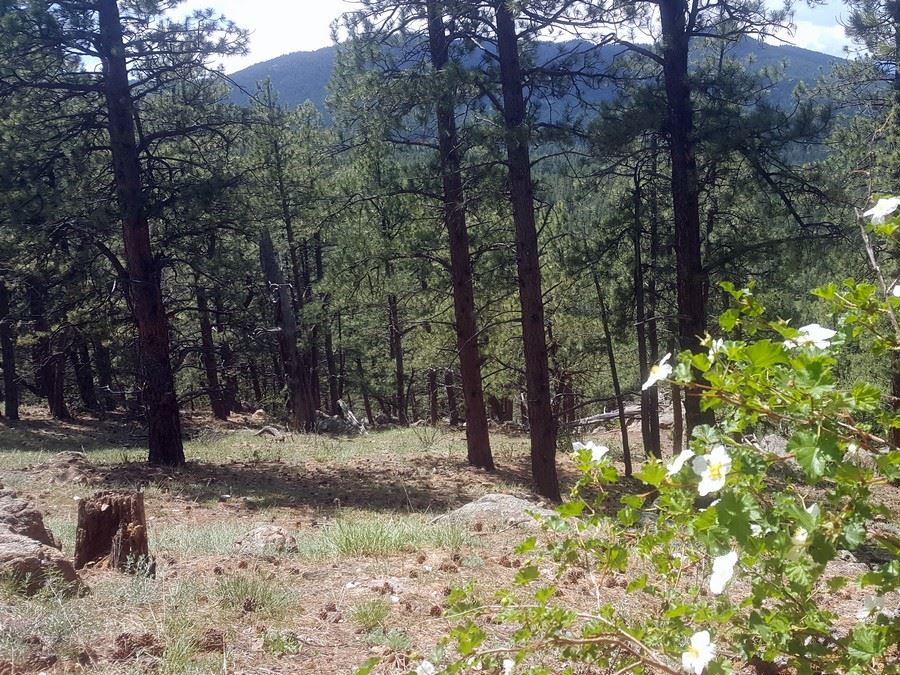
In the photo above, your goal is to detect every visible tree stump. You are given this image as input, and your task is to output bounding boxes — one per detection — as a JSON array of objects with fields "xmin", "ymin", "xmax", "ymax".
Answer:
[{"xmin": 74, "ymin": 491, "xmax": 152, "ymax": 573}]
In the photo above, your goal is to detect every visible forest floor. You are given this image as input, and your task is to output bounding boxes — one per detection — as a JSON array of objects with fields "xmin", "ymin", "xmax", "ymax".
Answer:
[{"xmin": 0, "ymin": 408, "xmax": 897, "ymax": 674}]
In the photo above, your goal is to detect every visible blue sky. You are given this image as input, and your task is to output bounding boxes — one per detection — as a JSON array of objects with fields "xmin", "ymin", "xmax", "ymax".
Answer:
[{"xmin": 176, "ymin": 0, "xmax": 855, "ymax": 73}]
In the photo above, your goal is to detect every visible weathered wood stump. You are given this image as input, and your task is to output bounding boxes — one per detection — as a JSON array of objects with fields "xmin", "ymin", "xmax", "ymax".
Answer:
[{"xmin": 74, "ymin": 491, "xmax": 152, "ymax": 573}]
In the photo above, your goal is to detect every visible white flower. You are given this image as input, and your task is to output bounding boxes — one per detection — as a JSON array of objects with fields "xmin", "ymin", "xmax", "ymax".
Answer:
[
  {"xmin": 707, "ymin": 338, "xmax": 724, "ymax": 362},
  {"xmin": 642, "ymin": 353, "xmax": 673, "ymax": 391},
  {"xmin": 787, "ymin": 527, "xmax": 809, "ymax": 560},
  {"xmin": 805, "ymin": 503, "xmax": 820, "ymax": 520},
  {"xmin": 416, "ymin": 661, "xmax": 437, "ymax": 675},
  {"xmin": 573, "ymin": 440, "xmax": 609, "ymax": 463},
  {"xmin": 681, "ymin": 630, "xmax": 716, "ymax": 675},
  {"xmin": 709, "ymin": 551, "xmax": 738, "ymax": 595},
  {"xmin": 785, "ymin": 323, "xmax": 837, "ymax": 350},
  {"xmin": 692, "ymin": 445, "xmax": 732, "ymax": 496},
  {"xmin": 863, "ymin": 196, "xmax": 900, "ymax": 224},
  {"xmin": 892, "ymin": 284, "xmax": 900, "ymax": 298},
  {"xmin": 502, "ymin": 658, "xmax": 515, "ymax": 675},
  {"xmin": 750, "ymin": 523, "xmax": 763, "ymax": 537},
  {"xmin": 856, "ymin": 595, "xmax": 886, "ymax": 621},
  {"xmin": 792, "ymin": 527, "xmax": 809, "ymax": 547},
  {"xmin": 666, "ymin": 449, "xmax": 695, "ymax": 477}
]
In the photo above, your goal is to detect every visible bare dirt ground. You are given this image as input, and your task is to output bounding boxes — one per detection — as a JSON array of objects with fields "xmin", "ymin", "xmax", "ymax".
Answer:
[{"xmin": 0, "ymin": 408, "xmax": 897, "ymax": 674}]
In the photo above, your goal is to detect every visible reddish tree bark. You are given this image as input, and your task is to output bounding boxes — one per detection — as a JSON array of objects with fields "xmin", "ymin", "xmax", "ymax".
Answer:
[
  {"xmin": 495, "ymin": 1, "xmax": 559, "ymax": 500},
  {"xmin": 659, "ymin": 0, "xmax": 714, "ymax": 433},
  {"xmin": 97, "ymin": 0, "xmax": 183, "ymax": 465},
  {"xmin": 427, "ymin": 1, "xmax": 493, "ymax": 469}
]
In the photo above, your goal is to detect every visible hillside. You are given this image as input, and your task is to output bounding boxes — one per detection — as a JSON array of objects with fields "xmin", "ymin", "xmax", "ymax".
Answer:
[{"xmin": 227, "ymin": 39, "xmax": 844, "ymax": 111}]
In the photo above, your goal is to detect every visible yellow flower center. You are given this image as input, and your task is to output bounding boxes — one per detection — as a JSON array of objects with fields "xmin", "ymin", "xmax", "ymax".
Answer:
[{"xmin": 708, "ymin": 461, "xmax": 723, "ymax": 481}]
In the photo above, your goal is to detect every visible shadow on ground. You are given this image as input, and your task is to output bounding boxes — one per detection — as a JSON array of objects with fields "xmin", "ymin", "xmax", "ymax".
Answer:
[{"xmin": 94, "ymin": 455, "xmax": 542, "ymax": 513}]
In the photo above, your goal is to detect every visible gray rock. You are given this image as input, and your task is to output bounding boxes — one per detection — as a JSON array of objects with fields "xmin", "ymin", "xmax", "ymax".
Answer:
[
  {"xmin": 0, "ymin": 490, "xmax": 60, "ymax": 549},
  {"xmin": 444, "ymin": 493, "xmax": 555, "ymax": 529},
  {"xmin": 0, "ymin": 530, "xmax": 82, "ymax": 594},
  {"xmin": 233, "ymin": 525, "xmax": 297, "ymax": 554}
]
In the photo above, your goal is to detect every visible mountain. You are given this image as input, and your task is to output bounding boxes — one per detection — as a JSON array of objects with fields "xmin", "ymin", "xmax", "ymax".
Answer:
[
  {"xmin": 227, "ymin": 40, "xmax": 843, "ymax": 112},
  {"xmin": 229, "ymin": 45, "xmax": 337, "ymax": 110}
]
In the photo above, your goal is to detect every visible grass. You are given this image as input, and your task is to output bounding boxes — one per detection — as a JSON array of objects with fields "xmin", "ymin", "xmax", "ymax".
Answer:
[
  {"xmin": 314, "ymin": 512, "xmax": 469, "ymax": 558},
  {"xmin": 363, "ymin": 627, "xmax": 413, "ymax": 652},
  {"xmin": 0, "ymin": 423, "xmax": 482, "ymax": 469},
  {"xmin": 261, "ymin": 629, "xmax": 303, "ymax": 656},
  {"xmin": 0, "ymin": 414, "xmax": 540, "ymax": 674},
  {"xmin": 153, "ymin": 520, "xmax": 254, "ymax": 557},
  {"xmin": 150, "ymin": 511, "xmax": 469, "ymax": 561},
  {"xmin": 214, "ymin": 574, "xmax": 292, "ymax": 618},
  {"xmin": 350, "ymin": 597, "xmax": 393, "ymax": 631}
]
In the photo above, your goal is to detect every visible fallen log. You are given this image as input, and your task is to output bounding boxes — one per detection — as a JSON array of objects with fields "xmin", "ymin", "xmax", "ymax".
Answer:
[{"xmin": 568, "ymin": 406, "xmax": 642, "ymax": 427}]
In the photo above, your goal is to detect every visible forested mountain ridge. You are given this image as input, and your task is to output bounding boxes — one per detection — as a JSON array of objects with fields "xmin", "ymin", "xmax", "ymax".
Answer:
[{"xmin": 228, "ymin": 39, "xmax": 845, "ymax": 111}]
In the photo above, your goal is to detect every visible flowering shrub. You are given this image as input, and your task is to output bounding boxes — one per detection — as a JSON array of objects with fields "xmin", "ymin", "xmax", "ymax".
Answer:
[{"xmin": 409, "ymin": 198, "xmax": 900, "ymax": 675}]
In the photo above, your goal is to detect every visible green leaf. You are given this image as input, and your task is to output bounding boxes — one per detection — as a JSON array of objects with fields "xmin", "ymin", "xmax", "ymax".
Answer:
[
  {"xmin": 635, "ymin": 460, "xmax": 666, "ymax": 488},
  {"xmin": 515, "ymin": 565, "xmax": 539, "ymax": 585},
  {"xmin": 788, "ymin": 431, "xmax": 828, "ymax": 481},
  {"xmin": 626, "ymin": 574, "xmax": 648, "ymax": 592},
  {"xmin": 556, "ymin": 500, "xmax": 585, "ymax": 518},
  {"xmin": 744, "ymin": 339, "xmax": 788, "ymax": 368},
  {"xmin": 353, "ymin": 657, "xmax": 380, "ymax": 675},
  {"xmin": 827, "ymin": 576, "xmax": 848, "ymax": 591},
  {"xmin": 843, "ymin": 522, "xmax": 866, "ymax": 549},
  {"xmin": 848, "ymin": 624, "xmax": 885, "ymax": 663},
  {"xmin": 717, "ymin": 491, "xmax": 757, "ymax": 545},
  {"xmin": 720, "ymin": 308, "xmax": 740, "ymax": 331},
  {"xmin": 621, "ymin": 494, "xmax": 645, "ymax": 509},
  {"xmin": 515, "ymin": 537, "xmax": 536, "ymax": 554}
]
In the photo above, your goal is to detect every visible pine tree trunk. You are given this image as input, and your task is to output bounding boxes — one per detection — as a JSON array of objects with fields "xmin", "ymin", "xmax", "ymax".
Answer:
[
  {"xmin": 0, "ymin": 279, "xmax": 19, "ymax": 421},
  {"xmin": 213, "ymin": 291, "xmax": 241, "ymax": 414},
  {"xmin": 426, "ymin": 1, "xmax": 494, "ymax": 468},
  {"xmin": 70, "ymin": 337, "xmax": 99, "ymax": 411},
  {"xmin": 324, "ymin": 323, "xmax": 340, "ymax": 415},
  {"xmin": 659, "ymin": 0, "xmax": 713, "ymax": 434},
  {"xmin": 93, "ymin": 340, "xmax": 117, "ymax": 411},
  {"xmin": 259, "ymin": 228, "xmax": 317, "ymax": 431},
  {"xmin": 247, "ymin": 355, "xmax": 263, "ymax": 404},
  {"xmin": 672, "ymin": 383, "xmax": 684, "ymax": 455},
  {"xmin": 27, "ymin": 279, "xmax": 49, "ymax": 399},
  {"xmin": 97, "ymin": 0, "xmax": 183, "ymax": 466},
  {"xmin": 445, "ymin": 369, "xmax": 460, "ymax": 426},
  {"xmin": 594, "ymin": 274, "xmax": 632, "ymax": 476},
  {"xmin": 387, "ymin": 292, "xmax": 408, "ymax": 425},
  {"xmin": 633, "ymin": 181, "xmax": 661, "ymax": 458},
  {"xmin": 195, "ymin": 283, "xmax": 228, "ymax": 420},
  {"xmin": 356, "ymin": 358, "xmax": 375, "ymax": 426},
  {"xmin": 427, "ymin": 368, "xmax": 438, "ymax": 425},
  {"xmin": 46, "ymin": 349, "xmax": 69, "ymax": 420},
  {"xmin": 495, "ymin": 2, "xmax": 558, "ymax": 500},
  {"xmin": 74, "ymin": 491, "xmax": 151, "ymax": 572}
]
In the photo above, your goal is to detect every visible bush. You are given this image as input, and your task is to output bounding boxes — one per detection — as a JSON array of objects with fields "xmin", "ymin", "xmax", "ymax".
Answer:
[{"xmin": 412, "ymin": 199, "xmax": 900, "ymax": 675}]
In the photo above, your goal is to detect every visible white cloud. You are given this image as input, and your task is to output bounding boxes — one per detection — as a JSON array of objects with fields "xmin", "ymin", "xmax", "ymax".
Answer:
[
  {"xmin": 175, "ymin": 0, "xmax": 351, "ymax": 72},
  {"xmin": 175, "ymin": 0, "xmax": 852, "ymax": 73}
]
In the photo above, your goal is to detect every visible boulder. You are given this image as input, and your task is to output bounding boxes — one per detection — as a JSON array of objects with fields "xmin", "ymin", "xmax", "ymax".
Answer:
[
  {"xmin": 0, "ymin": 490, "xmax": 60, "ymax": 549},
  {"xmin": 0, "ymin": 530, "xmax": 82, "ymax": 594},
  {"xmin": 443, "ymin": 493, "xmax": 555, "ymax": 530},
  {"xmin": 233, "ymin": 525, "xmax": 297, "ymax": 554}
]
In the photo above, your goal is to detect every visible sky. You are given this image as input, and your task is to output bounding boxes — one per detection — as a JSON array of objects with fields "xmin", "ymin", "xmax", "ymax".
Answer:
[{"xmin": 175, "ymin": 0, "xmax": 856, "ymax": 74}]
